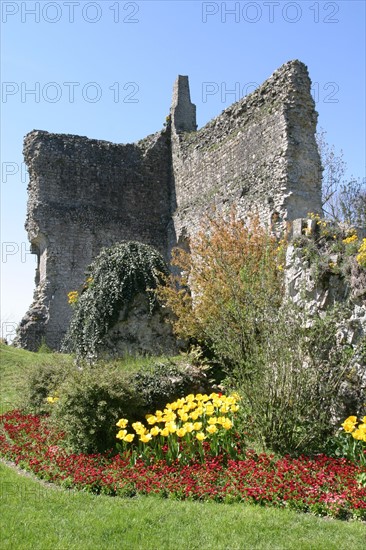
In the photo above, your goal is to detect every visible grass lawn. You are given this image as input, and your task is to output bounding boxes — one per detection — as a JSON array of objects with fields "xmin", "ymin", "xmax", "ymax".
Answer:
[
  {"xmin": 1, "ymin": 345, "xmax": 365, "ymax": 549},
  {"xmin": 2, "ymin": 462, "xmax": 366, "ymax": 550}
]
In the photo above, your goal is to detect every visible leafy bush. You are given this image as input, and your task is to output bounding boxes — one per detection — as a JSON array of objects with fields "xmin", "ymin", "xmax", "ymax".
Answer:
[
  {"xmin": 63, "ymin": 241, "xmax": 169, "ymax": 360},
  {"xmin": 356, "ymin": 238, "xmax": 366, "ymax": 268},
  {"xmin": 30, "ymin": 357, "xmax": 209, "ymax": 453},
  {"xmin": 157, "ymin": 210, "xmax": 285, "ymax": 374},
  {"xmin": 21, "ymin": 357, "xmax": 74, "ymax": 415},
  {"xmin": 50, "ymin": 362, "xmax": 144, "ymax": 453},
  {"xmin": 230, "ymin": 301, "xmax": 355, "ymax": 456},
  {"xmin": 157, "ymin": 210, "xmax": 359, "ymax": 455}
]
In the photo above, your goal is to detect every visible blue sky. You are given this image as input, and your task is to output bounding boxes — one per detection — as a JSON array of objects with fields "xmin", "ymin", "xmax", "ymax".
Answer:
[{"xmin": 1, "ymin": 0, "xmax": 365, "ymax": 340}]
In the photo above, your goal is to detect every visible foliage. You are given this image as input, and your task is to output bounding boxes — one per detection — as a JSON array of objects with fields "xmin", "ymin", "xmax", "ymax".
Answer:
[
  {"xmin": 25, "ymin": 356, "xmax": 208, "ymax": 453},
  {"xmin": 356, "ymin": 238, "xmax": 366, "ymax": 268},
  {"xmin": 157, "ymin": 210, "xmax": 285, "ymax": 374},
  {"xmin": 229, "ymin": 301, "xmax": 354, "ymax": 456},
  {"xmin": 333, "ymin": 416, "xmax": 366, "ymax": 468},
  {"xmin": 316, "ymin": 128, "xmax": 365, "ymax": 226},
  {"xmin": 20, "ymin": 357, "xmax": 75, "ymax": 415},
  {"xmin": 37, "ymin": 338, "xmax": 53, "ymax": 354},
  {"xmin": 1, "ymin": 410, "xmax": 366, "ymax": 521},
  {"xmin": 63, "ymin": 241, "xmax": 169, "ymax": 360},
  {"xmin": 115, "ymin": 392, "xmax": 241, "ymax": 464},
  {"xmin": 158, "ymin": 209, "xmax": 360, "ymax": 455},
  {"xmin": 336, "ymin": 178, "xmax": 366, "ymax": 227},
  {"xmin": 294, "ymin": 214, "xmax": 363, "ymax": 284},
  {"xmin": 331, "ymin": 415, "xmax": 366, "ymax": 487},
  {"xmin": 131, "ymin": 360, "xmax": 209, "ymax": 412},
  {"xmin": 50, "ymin": 362, "xmax": 144, "ymax": 453}
]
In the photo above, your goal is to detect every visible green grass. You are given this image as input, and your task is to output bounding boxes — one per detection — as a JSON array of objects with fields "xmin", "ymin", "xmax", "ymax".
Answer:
[
  {"xmin": 1, "ymin": 344, "xmax": 365, "ymax": 549},
  {"xmin": 0, "ymin": 344, "xmax": 180, "ymax": 414},
  {"xmin": 1, "ymin": 463, "xmax": 365, "ymax": 550},
  {"xmin": 0, "ymin": 344, "xmax": 69, "ymax": 413}
]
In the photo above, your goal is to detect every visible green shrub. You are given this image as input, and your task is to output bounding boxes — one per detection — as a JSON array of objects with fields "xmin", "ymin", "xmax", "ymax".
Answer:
[
  {"xmin": 21, "ymin": 357, "xmax": 74, "ymax": 415},
  {"xmin": 38, "ymin": 357, "xmax": 209, "ymax": 453},
  {"xmin": 51, "ymin": 362, "xmax": 144, "ymax": 453},
  {"xmin": 132, "ymin": 360, "xmax": 208, "ymax": 412},
  {"xmin": 230, "ymin": 301, "xmax": 355, "ymax": 456},
  {"xmin": 157, "ymin": 211, "xmax": 285, "ymax": 375},
  {"xmin": 63, "ymin": 241, "xmax": 169, "ymax": 360}
]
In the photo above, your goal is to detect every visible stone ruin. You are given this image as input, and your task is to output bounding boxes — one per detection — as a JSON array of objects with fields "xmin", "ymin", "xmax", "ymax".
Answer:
[{"xmin": 15, "ymin": 59, "xmax": 324, "ymax": 351}]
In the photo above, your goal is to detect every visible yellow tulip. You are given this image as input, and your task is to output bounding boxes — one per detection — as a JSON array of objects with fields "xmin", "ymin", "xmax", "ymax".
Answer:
[
  {"xmin": 123, "ymin": 433, "xmax": 135, "ymax": 443},
  {"xmin": 206, "ymin": 425, "xmax": 218, "ymax": 434},
  {"xmin": 341, "ymin": 416, "xmax": 357, "ymax": 433},
  {"xmin": 116, "ymin": 418, "xmax": 128, "ymax": 428},
  {"xmin": 116, "ymin": 429, "xmax": 127, "ymax": 440},
  {"xmin": 160, "ymin": 427, "xmax": 170, "ymax": 437},
  {"xmin": 176, "ymin": 427, "xmax": 187, "ymax": 438},
  {"xmin": 352, "ymin": 429, "xmax": 366, "ymax": 442},
  {"xmin": 150, "ymin": 426, "xmax": 160, "ymax": 436},
  {"xmin": 184, "ymin": 422, "xmax": 194, "ymax": 433},
  {"xmin": 132, "ymin": 422, "xmax": 147, "ymax": 435},
  {"xmin": 205, "ymin": 405, "xmax": 215, "ymax": 416},
  {"xmin": 222, "ymin": 418, "xmax": 233, "ymax": 430},
  {"xmin": 196, "ymin": 432, "xmax": 206, "ymax": 441},
  {"xmin": 46, "ymin": 396, "xmax": 59, "ymax": 404},
  {"xmin": 166, "ymin": 421, "xmax": 177, "ymax": 434},
  {"xmin": 193, "ymin": 422, "xmax": 202, "ymax": 431},
  {"xmin": 162, "ymin": 411, "xmax": 176, "ymax": 422},
  {"xmin": 140, "ymin": 433, "xmax": 152, "ymax": 443}
]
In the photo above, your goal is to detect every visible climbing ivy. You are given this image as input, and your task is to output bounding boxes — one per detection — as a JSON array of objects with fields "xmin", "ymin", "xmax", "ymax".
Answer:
[{"xmin": 63, "ymin": 241, "xmax": 169, "ymax": 360}]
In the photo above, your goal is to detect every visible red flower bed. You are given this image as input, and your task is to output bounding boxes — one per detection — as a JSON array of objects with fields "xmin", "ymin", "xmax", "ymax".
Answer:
[{"xmin": 1, "ymin": 411, "xmax": 365, "ymax": 520}]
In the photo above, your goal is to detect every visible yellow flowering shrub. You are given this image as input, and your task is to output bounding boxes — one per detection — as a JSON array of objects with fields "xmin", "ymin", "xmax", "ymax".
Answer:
[
  {"xmin": 46, "ymin": 396, "xmax": 59, "ymax": 404},
  {"xmin": 342, "ymin": 234, "xmax": 358, "ymax": 245},
  {"xmin": 116, "ymin": 392, "xmax": 242, "ymax": 464},
  {"xmin": 67, "ymin": 291, "xmax": 79, "ymax": 305},
  {"xmin": 356, "ymin": 239, "xmax": 366, "ymax": 268}
]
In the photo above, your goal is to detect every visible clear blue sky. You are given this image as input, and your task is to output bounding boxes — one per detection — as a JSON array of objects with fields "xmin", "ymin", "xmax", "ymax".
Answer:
[{"xmin": 1, "ymin": 0, "xmax": 365, "ymax": 340}]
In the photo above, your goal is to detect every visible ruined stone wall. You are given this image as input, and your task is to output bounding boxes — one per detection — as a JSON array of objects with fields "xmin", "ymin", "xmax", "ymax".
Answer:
[
  {"xmin": 285, "ymin": 218, "xmax": 366, "ymax": 418},
  {"xmin": 16, "ymin": 129, "xmax": 172, "ymax": 349},
  {"xmin": 171, "ymin": 60, "xmax": 322, "ymax": 242},
  {"xmin": 16, "ymin": 59, "xmax": 323, "ymax": 351}
]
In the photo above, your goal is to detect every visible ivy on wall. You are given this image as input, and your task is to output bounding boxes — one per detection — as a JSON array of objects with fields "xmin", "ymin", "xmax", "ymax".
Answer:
[{"xmin": 63, "ymin": 242, "xmax": 169, "ymax": 360}]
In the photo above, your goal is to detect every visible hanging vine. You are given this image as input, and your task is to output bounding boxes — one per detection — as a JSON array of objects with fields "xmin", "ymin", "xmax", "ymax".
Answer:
[{"xmin": 63, "ymin": 241, "xmax": 169, "ymax": 360}]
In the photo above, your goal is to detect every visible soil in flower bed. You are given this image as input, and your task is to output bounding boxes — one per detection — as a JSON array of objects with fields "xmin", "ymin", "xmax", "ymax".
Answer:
[{"xmin": 1, "ymin": 410, "xmax": 365, "ymax": 521}]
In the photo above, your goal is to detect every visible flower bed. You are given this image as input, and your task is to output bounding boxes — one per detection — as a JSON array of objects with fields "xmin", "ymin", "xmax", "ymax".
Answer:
[{"xmin": 1, "ymin": 410, "xmax": 365, "ymax": 521}]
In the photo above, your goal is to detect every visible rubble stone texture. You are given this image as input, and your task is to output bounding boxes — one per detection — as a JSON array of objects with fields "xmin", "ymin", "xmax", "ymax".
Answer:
[{"xmin": 15, "ymin": 60, "xmax": 323, "ymax": 351}]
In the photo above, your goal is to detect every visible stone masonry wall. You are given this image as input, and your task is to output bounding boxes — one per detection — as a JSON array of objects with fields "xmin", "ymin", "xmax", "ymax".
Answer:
[
  {"xmin": 16, "ymin": 128, "xmax": 172, "ymax": 349},
  {"xmin": 171, "ymin": 60, "xmax": 322, "ymax": 242},
  {"xmin": 15, "ymin": 59, "xmax": 323, "ymax": 351}
]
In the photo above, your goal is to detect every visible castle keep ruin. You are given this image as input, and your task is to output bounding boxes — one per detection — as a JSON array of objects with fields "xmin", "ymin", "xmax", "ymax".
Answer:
[{"xmin": 16, "ymin": 60, "xmax": 322, "ymax": 350}]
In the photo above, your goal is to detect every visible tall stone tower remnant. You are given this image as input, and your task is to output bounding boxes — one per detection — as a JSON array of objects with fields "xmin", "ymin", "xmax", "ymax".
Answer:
[
  {"xmin": 171, "ymin": 75, "xmax": 197, "ymax": 134},
  {"xmin": 15, "ymin": 60, "xmax": 322, "ymax": 350}
]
